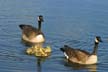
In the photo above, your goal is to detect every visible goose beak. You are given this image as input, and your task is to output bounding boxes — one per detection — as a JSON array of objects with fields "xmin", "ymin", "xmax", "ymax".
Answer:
[
  {"xmin": 98, "ymin": 37, "xmax": 103, "ymax": 42},
  {"xmin": 96, "ymin": 36, "xmax": 103, "ymax": 43},
  {"xmin": 99, "ymin": 39, "xmax": 103, "ymax": 42}
]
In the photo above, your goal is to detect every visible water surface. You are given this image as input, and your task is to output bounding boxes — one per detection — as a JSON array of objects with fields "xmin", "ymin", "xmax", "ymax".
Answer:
[{"xmin": 0, "ymin": 0, "xmax": 108, "ymax": 72}]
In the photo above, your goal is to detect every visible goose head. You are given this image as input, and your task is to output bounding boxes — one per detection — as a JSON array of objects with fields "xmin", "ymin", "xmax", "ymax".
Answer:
[
  {"xmin": 38, "ymin": 15, "xmax": 44, "ymax": 22},
  {"xmin": 95, "ymin": 36, "xmax": 102, "ymax": 44},
  {"xmin": 37, "ymin": 15, "xmax": 44, "ymax": 31}
]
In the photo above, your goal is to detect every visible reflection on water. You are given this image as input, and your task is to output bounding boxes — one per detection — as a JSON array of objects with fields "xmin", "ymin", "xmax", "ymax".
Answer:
[
  {"xmin": 36, "ymin": 57, "xmax": 49, "ymax": 72},
  {"xmin": 64, "ymin": 61, "xmax": 97, "ymax": 72},
  {"xmin": 0, "ymin": 0, "xmax": 108, "ymax": 72},
  {"xmin": 37, "ymin": 58, "xmax": 42, "ymax": 72}
]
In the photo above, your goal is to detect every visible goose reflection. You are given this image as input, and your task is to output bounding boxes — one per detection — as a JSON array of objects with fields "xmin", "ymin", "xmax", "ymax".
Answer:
[
  {"xmin": 37, "ymin": 58, "xmax": 42, "ymax": 72},
  {"xmin": 64, "ymin": 60, "xmax": 97, "ymax": 72},
  {"xmin": 36, "ymin": 57, "xmax": 47, "ymax": 72}
]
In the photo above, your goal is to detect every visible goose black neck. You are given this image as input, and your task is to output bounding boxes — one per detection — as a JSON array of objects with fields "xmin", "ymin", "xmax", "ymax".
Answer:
[
  {"xmin": 38, "ymin": 21, "xmax": 41, "ymax": 31},
  {"xmin": 92, "ymin": 42, "xmax": 99, "ymax": 55}
]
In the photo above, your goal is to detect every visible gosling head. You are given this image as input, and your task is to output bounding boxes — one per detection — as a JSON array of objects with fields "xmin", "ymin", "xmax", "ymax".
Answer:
[
  {"xmin": 95, "ymin": 36, "xmax": 102, "ymax": 44},
  {"xmin": 38, "ymin": 15, "xmax": 44, "ymax": 22}
]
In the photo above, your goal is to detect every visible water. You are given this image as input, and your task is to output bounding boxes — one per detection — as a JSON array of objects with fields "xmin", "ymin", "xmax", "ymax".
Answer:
[{"xmin": 0, "ymin": 0, "xmax": 108, "ymax": 72}]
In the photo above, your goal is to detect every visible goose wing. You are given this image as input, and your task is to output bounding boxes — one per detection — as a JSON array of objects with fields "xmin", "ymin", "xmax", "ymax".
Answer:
[
  {"xmin": 74, "ymin": 49, "xmax": 90, "ymax": 62},
  {"xmin": 19, "ymin": 24, "xmax": 42, "ymax": 39},
  {"xmin": 61, "ymin": 45, "xmax": 90, "ymax": 63}
]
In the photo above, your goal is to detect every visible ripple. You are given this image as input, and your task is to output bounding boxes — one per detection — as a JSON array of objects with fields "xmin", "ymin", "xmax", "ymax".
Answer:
[{"xmin": 0, "ymin": 0, "xmax": 108, "ymax": 72}]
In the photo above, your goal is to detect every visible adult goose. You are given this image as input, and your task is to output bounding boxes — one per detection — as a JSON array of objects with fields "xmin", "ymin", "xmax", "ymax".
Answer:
[
  {"xmin": 60, "ymin": 36, "xmax": 102, "ymax": 65},
  {"xmin": 19, "ymin": 15, "xmax": 51, "ymax": 57},
  {"xmin": 19, "ymin": 15, "xmax": 45, "ymax": 45}
]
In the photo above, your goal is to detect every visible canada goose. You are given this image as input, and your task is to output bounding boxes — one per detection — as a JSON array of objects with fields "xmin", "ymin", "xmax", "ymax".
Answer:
[
  {"xmin": 60, "ymin": 36, "xmax": 102, "ymax": 65},
  {"xmin": 19, "ymin": 15, "xmax": 51, "ymax": 57},
  {"xmin": 19, "ymin": 15, "xmax": 45, "ymax": 44}
]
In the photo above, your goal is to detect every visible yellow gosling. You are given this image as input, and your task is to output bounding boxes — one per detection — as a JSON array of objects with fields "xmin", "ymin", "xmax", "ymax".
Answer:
[
  {"xmin": 43, "ymin": 46, "xmax": 51, "ymax": 53},
  {"xmin": 26, "ymin": 45, "xmax": 51, "ymax": 57},
  {"xmin": 26, "ymin": 47, "xmax": 34, "ymax": 54}
]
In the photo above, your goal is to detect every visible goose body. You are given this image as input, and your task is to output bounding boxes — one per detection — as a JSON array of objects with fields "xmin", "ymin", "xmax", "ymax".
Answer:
[
  {"xmin": 21, "ymin": 25, "xmax": 45, "ymax": 43},
  {"xmin": 19, "ymin": 15, "xmax": 45, "ymax": 44},
  {"xmin": 60, "ymin": 36, "xmax": 102, "ymax": 65}
]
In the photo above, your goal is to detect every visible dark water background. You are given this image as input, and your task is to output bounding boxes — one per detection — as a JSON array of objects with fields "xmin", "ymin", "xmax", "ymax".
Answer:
[{"xmin": 0, "ymin": 0, "xmax": 108, "ymax": 72}]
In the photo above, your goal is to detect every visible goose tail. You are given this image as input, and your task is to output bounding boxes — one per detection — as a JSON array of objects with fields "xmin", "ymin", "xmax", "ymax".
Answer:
[
  {"xmin": 60, "ymin": 45, "xmax": 69, "ymax": 52},
  {"xmin": 19, "ymin": 24, "xmax": 25, "ymax": 30},
  {"xmin": 60, "ymin": 48, "xmax": 65, "ymax": 52}
]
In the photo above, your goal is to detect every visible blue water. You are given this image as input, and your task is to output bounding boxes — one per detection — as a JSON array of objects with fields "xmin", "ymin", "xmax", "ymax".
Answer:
[{"xmin": 0, "ymin": 0, "xmax": 108, "ymax": 72}]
